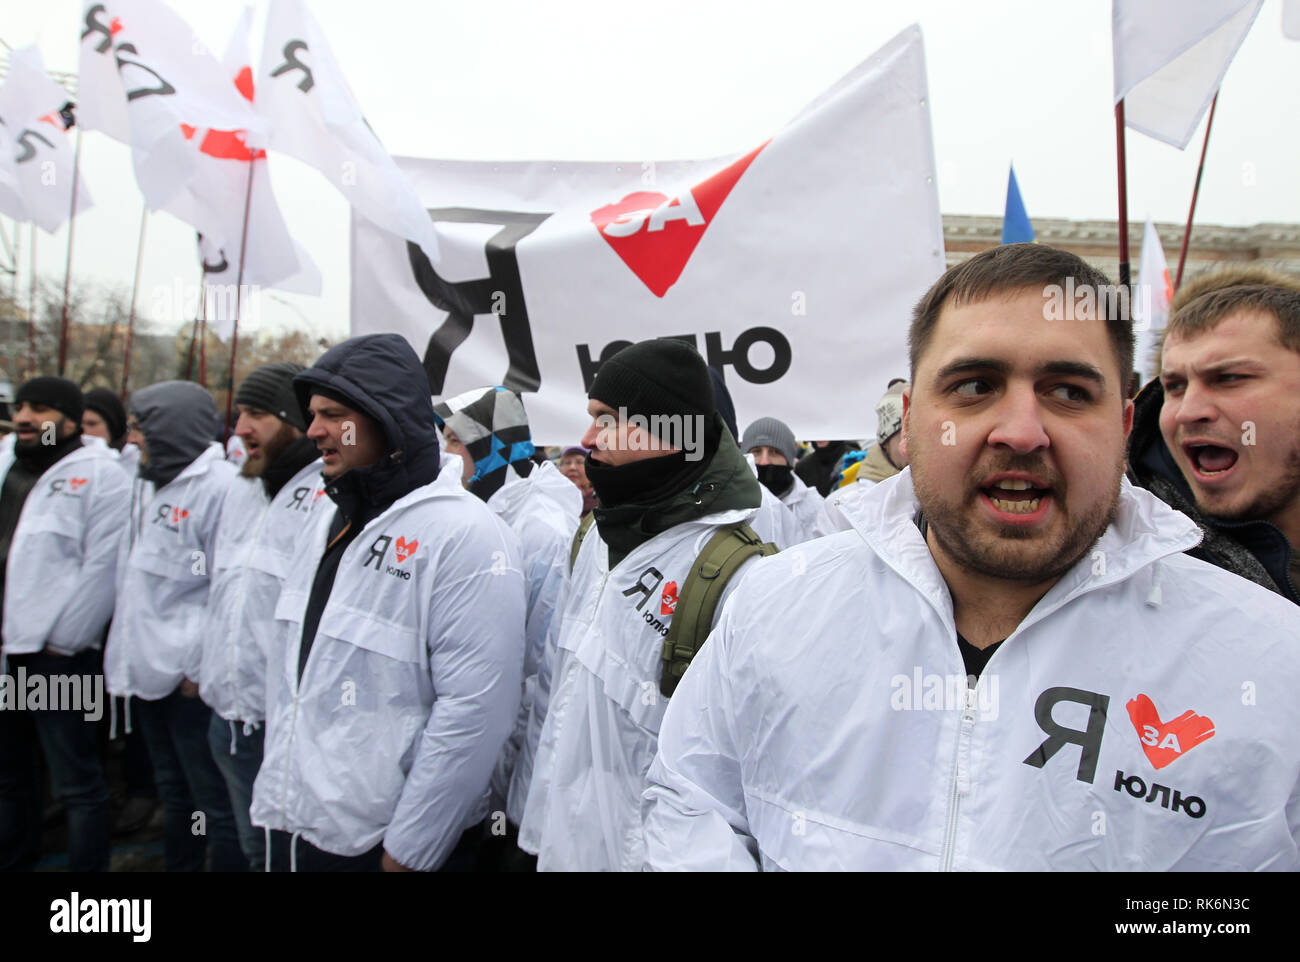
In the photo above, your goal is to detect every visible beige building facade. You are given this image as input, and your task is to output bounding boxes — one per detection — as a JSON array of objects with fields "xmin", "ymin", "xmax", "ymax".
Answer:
[{"xmin": 942, "ymin": 215, "xmax": 1300, "ymax": 284}]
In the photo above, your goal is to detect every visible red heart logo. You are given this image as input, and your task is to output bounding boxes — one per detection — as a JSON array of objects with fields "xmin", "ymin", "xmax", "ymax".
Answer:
[
  {"xmin": 1126, "ymin": 694, "xmax": 1215, "ymax": 770},
  {"xmin": 69, "ymin": 478, "xmax": 88, "ymax": 490},
  {"xmin": 590, "ymin": 141, "xmax": 767, "ymax": 298},
  {"xmin": 394, "ymin": 536, "xmax": 418, "ymax": 563},
  {"xmin": 660, "ymin": 581, "xmax": 678, "ymax": 616}
]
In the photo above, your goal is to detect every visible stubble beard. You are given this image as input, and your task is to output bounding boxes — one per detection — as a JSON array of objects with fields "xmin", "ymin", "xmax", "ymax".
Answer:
[{"xmin": 911, "ymin": 447, "xmax": 1127, "ymax": 584}]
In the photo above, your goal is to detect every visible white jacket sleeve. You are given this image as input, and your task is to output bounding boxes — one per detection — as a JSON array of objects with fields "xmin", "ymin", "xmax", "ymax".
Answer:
[
  {"xmin": 47, "ymin": 461, "xmax": 131, "ymax": 654},
  {"xmin": 383, "ymin": 539, "xmax": 526, "ymax": 871},
  {"xmin": 491, "ymin": 530, "xmax": 567, "ymax": 820},
  {"xmin": 507, "ymin": 550, "xmax": 571, "ymax": 829},
  {"xmin": 641, "ymin": 604, "xmax": 761, "ymax": 871}
]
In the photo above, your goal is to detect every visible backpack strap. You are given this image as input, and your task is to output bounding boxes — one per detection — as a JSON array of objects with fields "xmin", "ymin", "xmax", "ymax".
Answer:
[
  {"xmin": 569, "ymin": 511, "xmax": 595, "ymax": 573},
  {"xmin": 659, "ymin": 523, "xmax": 777, "ymax": 698}
]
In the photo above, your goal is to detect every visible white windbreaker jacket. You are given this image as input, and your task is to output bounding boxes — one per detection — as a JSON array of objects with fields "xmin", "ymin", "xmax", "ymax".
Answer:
[
  {"xmin": 486, "ymin": 459, "xmax": 581, "ymax": 823},
  {"xmin": 779, "ymin": 473, "xmax": 833, "ymax": 544},
  {"xmin": 515, "ymin": 502, "xmax": 766, "ymax": 871},
  {"xmin": 643, "ymin": 471, "xmax": 1300, "ymax": 871},
  {"xmin": 822, "ymin": 476, "xmax": 877, "ymax": 533},
  {"xmin": 199, "ymin": 460, "xmax": 325, "ymax": 725},
  {"xmin": 250, "ymin": 455, "xmax": 527, "ymax": 871},
  {"xmin": 1, "ymin": 437, "xmax": 131, "ymax": 656},
  {"xmin": 105, "ymin": 443, "xmax": 236, "ymax": 702}
]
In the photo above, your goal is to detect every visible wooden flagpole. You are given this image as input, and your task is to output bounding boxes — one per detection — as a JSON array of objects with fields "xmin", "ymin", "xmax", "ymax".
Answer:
[
  {"xmin": 1115, "ymin": 100, "xmax": 1131, "ymax": 289},
  {"xmin": 223, "ymin": 160, "xmax": 257, "ymax": 445},
  {"xmin": 1174, "ymin": 92, "xmax": 1218, "ymax": 291},
  {"xmin": 28, "ymin": 222, "xmax": 37, "ymax": 378}
]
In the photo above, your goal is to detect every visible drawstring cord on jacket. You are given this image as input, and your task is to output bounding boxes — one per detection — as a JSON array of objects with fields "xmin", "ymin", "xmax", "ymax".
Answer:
[
  {"xmin": 1146, "ymin": 571, "xmax": 1163, "ymax": 608},
  {"xmin": 290, "ymin": 830, "xmax": 302, "ymax": 873}
]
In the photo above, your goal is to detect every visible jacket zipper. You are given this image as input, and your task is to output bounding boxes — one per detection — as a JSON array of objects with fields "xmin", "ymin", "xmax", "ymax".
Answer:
[{"xmin": 940, "ymin": 686, "xmax": 978, "ymax": 871}]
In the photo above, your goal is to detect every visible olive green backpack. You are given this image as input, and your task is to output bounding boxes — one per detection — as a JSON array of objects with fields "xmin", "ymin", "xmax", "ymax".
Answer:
[{"xmin": 569, "ymin": 513, "xmax": 778, "ymax": 697}]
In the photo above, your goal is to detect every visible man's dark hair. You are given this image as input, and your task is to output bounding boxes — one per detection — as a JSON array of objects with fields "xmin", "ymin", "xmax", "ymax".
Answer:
[
  {"xmin": 1165, "ymin": 284, "xmax": 1300, "ymax": 355},
  {"xmin": 908, "ymin": 243, "xmax": 1135, "ymax": 386}
]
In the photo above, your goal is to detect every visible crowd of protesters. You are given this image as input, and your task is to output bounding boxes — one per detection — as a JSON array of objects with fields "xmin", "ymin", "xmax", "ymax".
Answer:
[{"xmin": 1, "ymin": 243, "xmax": 1298, "ymax": 871}]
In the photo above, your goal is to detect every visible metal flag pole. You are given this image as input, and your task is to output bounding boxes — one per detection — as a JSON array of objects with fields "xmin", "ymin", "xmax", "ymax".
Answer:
[
  {"xmin": 120, "ymin": 205, "xmax": 149, "ymax": 399},
  {"xmin": 56, "ymin": 126, "xmax": 83, "ymax": 376}
]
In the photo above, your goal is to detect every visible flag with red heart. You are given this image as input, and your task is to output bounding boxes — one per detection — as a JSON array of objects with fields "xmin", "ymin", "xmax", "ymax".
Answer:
[
  {"xmin": 1126, "ymin": 693, "xmax": 1216, "ymax": 769},
  {"xmin": 352, "ymin": 25, "xmax": 945, "ymax": 444},
  {"xmin": 394, "ymin": 536, "xmax": 419, "ymax": 563}
]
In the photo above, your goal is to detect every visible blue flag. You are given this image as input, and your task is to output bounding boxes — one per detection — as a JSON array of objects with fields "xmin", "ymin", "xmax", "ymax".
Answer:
[{"xmin": 1001, "ymin": 165, "xmax": 1035, "ymax": 244}]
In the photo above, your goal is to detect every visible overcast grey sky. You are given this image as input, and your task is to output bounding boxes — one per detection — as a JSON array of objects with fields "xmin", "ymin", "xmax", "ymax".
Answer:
[{"xmin": 5, "ymin": 0, "xmax": 1299, "ymax": 341}]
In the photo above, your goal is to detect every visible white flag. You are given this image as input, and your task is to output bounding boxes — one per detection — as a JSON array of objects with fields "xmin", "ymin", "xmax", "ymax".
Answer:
[
  {"xmin": 1285, "ymin": 0, "xmax": 1300, "ymax": 39},
  {"xmin": 0, "ymin": 46, "xmax": 92, "ymax": 233},
  {"xmin": 160, "ymin": 6, "xmax": 321, "ymax": 340},
  {"xmin": 1113, "ymin": 0, "xmax": 1263, "ymax": 149},
  {"xmin": 351, "ymin": 26, "xmax": 944, "ymax": 442},
  {"xmin": 1133, "ymin": 218, "xmax": 1173, "ymax": 384},
  {"xmin": 255, "ymin": 0, "xmax": 440, "ymax": 263},
  {"xmin": 76, "ymin": 0, "xmax": 267, "ymax": 209}
]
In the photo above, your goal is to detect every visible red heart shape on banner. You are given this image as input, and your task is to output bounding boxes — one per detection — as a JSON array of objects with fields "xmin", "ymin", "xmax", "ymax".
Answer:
[
  {"xmin": 1126, "ymin": 694, "xmax": 1215, "ymax": 770},
  {"xmin": 589, "ymin": 141, "xmax": 768, "ymax": 298},
  {"xmin": 394, "ymin": 536, "xmax": 419, "ymax": 563}
]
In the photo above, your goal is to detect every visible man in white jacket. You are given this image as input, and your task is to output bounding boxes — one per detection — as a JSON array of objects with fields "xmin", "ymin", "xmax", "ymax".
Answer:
[
  {"xmin": 643, "ymin": 243, "xmax": 1300, "ymax": 871},
  {"xmin": 434, "ymin": 385, "xmax": 580, "ymax": 865},
  {"xmin": 250, "ymin": 335, "xmax": 526, "ymax": 872},
  {"xmin": 199, "ymin": 363, "xmax": 324, "ymax": 871},
  {"xmin": 515, "ymin": 338, "xmax": 771, "ymax": 871},
  {"xmin": 0, "ymin": 377, "xmax": 129, "ymax": 872},
  {"xmin": 741, "ymin": 416, "xmax": 832, "ymax": 544},
  {"xmin": 105, "ymin": 380, "xmax": 244, "ymax": 872}
]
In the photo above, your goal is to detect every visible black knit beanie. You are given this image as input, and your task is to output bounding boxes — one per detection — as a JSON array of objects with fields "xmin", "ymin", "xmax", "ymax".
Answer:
[
  {"xmin": 16, "ymin": 376, "xmax": 84, "ymax": 424},
  {"xmin": 587, "ymin": 339, "xmax": 714, "ymax": 439},
  {"xmin": 235, "ymin": 362, "xmax": 308, "ymax": 430},
  {"xmin": 82, "ymin": 387, "xmax": 127, "ymax": 448}
]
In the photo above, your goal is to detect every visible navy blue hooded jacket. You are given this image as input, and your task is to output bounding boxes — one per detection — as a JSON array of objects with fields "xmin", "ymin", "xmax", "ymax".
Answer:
[{"xmin": 292, "ymin": 334, "xmax": 443, "ymax": 679}]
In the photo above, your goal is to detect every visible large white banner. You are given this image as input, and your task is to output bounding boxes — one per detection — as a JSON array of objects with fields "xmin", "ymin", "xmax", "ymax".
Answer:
[{"xmin": 351, "ymin": 26, "xmax": 945, "ymax": 443}]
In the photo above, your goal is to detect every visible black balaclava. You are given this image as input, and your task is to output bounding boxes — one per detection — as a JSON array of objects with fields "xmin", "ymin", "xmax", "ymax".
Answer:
[{"xmin": 584, "ymin": 339, "xmax": 720, "ymax": 510}]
